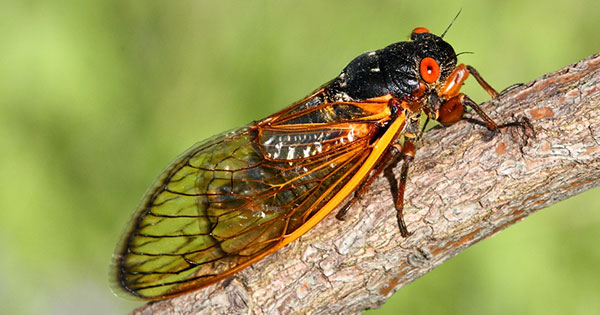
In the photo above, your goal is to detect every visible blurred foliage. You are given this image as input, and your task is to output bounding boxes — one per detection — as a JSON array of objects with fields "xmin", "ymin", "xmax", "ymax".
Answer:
[{"xmin": 0, "ymin": 1, "xmax": 599, "ymax": 314}]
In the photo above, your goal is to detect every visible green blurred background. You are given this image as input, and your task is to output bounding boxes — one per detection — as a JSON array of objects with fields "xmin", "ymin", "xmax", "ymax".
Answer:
[{"xmin": 1, "ymin": 1, "xmax": 599, "ymax": 314}]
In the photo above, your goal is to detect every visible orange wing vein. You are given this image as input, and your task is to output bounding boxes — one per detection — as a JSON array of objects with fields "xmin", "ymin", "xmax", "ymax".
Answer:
[{"xmin": 111, "ymin": 91, "xmax": 403, "ymax": 300}]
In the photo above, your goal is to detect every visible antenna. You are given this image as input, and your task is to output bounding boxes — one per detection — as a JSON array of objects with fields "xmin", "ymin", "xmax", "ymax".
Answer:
[
  {"xmin": 441, "ymin": 9, "xmax": 462, "ymax": 38},
  {"xmin": 456, "ymin": 51, "xmax": 474, "ymax": 57}
]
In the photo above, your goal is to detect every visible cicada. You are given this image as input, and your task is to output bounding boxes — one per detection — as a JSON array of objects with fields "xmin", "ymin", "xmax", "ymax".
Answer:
[{"xmin": 112, "ymin": 26, "xmax": 516, "ymax": 300}]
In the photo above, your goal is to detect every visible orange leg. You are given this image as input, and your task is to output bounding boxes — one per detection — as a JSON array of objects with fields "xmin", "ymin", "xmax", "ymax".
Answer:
[
  {"xmin": 336, "ymin": 140, "xmax": 414, "ymax": 237},
  {"xmin": 438, "ymin": 64, "xmax": 502, "ymax": 131},
  {"xmin": 336, "ymin": 144, "xmax": 400, "ymax": 221},
  {"xmin": 392, "ymin": 140, "xmax": 415, "ymax": 237}
]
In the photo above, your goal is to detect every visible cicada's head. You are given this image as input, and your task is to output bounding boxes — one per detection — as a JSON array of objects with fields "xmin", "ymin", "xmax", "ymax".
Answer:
[{"xmin": 406, "ymin": 27, "xmax": 458, "ymax": 120}]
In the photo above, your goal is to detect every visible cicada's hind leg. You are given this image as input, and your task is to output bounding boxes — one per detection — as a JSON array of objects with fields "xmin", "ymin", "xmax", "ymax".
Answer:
[
  {"xmin": 335, "ymin": 141, "xmax": 413, "ymax": 237},
  {"xmin": 335, "ymin": 146, "xmax": 400, "ymax": 221}
]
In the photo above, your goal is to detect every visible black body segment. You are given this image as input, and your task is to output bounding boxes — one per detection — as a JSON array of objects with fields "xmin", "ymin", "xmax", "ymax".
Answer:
[{"xmin": 326, "ymin": 33, "xmax": 457, "ymax": 102}]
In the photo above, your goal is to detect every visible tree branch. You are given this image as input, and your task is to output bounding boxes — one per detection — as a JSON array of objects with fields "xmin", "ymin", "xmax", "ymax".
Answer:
[{"xmin": 132, "ymin": 53, "xmax": 600, "ymax": 315}]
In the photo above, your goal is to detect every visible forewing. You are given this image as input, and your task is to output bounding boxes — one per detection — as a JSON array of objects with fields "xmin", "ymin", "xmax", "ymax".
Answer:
[{"xmin": 112, "ymin": 119, "xmax": 378, "ymax": 299}]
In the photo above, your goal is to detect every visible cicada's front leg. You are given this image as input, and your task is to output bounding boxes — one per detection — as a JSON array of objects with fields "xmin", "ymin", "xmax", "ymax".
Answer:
[
  {"xmin": 437, "ymin": 64, "xmax": 535, "ymax": 141},
  {"xmin": 437, "ymin": 64, "xmax": 536, "ymax": 136},
  {"xmin": 435, "ymin": 64, "xmax": 500, "ymax": 130}
]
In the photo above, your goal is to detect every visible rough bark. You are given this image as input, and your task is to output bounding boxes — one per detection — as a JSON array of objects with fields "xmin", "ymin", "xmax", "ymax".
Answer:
[{"xmin": 132, "ymin": 53, "xmax": 600, "ymax": 315}]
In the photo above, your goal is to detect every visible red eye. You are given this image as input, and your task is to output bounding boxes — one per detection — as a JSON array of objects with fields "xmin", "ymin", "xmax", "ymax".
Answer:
[{"xmin": 420, "ymin": 57, "xmax": 440, "ymax": 83}]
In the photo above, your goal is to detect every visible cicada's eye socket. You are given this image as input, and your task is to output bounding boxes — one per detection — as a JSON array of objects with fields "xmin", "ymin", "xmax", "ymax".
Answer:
[
  {"xmin": 411, "ymin": 27, "xmax": 430, "ymax": 40},
  {"xmin": 420, "ymin": 57, "xmax": 440, "ymax": 83}
]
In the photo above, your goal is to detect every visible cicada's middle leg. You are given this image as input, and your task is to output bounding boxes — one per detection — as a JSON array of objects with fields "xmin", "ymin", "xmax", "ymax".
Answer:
[{"xmin": 391, "ymin": 140, "xmax": 416, "ymax": 237}]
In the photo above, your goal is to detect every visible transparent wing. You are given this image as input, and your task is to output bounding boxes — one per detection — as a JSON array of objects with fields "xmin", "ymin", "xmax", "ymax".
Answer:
[
  {"xmin": 112, "ymin": 126, "xmax": 379, "ymax": 299},
  {"xmin": 112, "ymin": 92, "xmax": 393, "ymax": 300}
]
